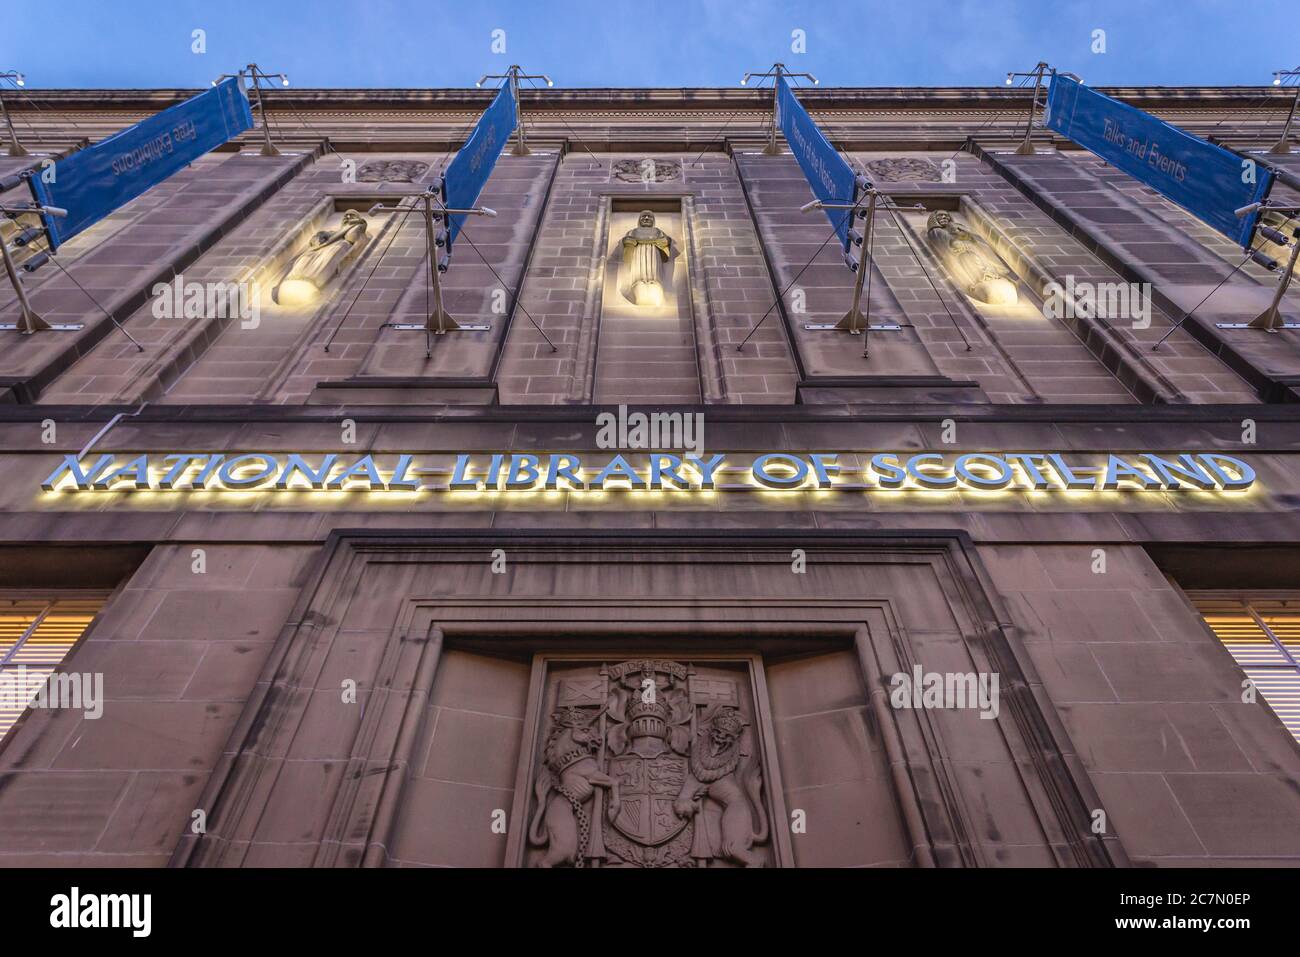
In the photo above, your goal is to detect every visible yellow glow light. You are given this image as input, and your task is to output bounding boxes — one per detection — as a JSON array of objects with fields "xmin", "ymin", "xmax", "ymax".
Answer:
[{"xmin": 276, "ymin": 279, "xmax": 320, "ymax": 307}]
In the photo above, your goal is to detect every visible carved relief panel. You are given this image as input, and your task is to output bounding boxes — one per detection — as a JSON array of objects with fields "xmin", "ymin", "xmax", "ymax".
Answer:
[{"xmin": 511, "ymin": 655, "xmax": 786, "ymax": 868}]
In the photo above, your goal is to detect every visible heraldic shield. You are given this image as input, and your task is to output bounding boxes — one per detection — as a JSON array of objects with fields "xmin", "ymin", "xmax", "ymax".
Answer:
[
  {"xmin": 607, "ymin": 751, "xmax": 688, "ymax": 846},
  {"xmin": 523, "ymin": 657, "xmax": 775, "ymax": 868}
]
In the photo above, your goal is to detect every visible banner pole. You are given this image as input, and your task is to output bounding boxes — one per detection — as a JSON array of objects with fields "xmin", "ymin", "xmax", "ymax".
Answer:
[
  {"xmin": 0, "ymin": 234, "xmax": 47, "ymax": 333},
  {"xmin": 800, "ymin": 191, "xmax": 902, "ymax": 345},
  {"xmin": 374, "ymin": 193, "xmax": 494, "ymax": 349},
  {"xmin": 247, "ymin": 65, "xmax": 281, "ymax": 157},
  {"xmin": 740, "ymin": 63, "xmax": 818, "ymax": 157},
  {"xmin": 764, "ymin": 64, "xmax": 785, "ymax": 156},
  {"xmin": 1268, "ymin": 68, "xmax": 1299, "ymax": 155},
  {"xmin": 838, "ymin": 190, "xmax": 875, "ymax": 337},
  {"xmin": 0, "ymin": 199, "xmax": 83, "ymax": 334},
  {"xmin": 423, "ymin": 197, "xmax": 454, "ymax": 341},
  {"xmin": 860, "ymin": 192, "xmax": 877, "ymax": 357},
  {"xmin": 1014, "ymin": 63, "xmax": 1047, "ymax": 155},
  {"xmin": 1209, "ymin": 200, "xmax": 1300, "ymax": 333},
  {"xmin": 509, "ymin": 66, "xmax": 529, "ymax": 157},
  {"xmin": 0, "ymin": 73, "xmax": 28, "ymax": 158},
  {"xmin": 479, "ymin": 65, "xmax": 551, "ymax": 156},
  {"xmin": 1247, "ymin": 236, "xmax": 1300, "ymax": 330}
]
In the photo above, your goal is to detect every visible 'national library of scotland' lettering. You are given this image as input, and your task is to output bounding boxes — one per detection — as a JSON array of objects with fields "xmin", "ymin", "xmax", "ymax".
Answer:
[{"xmin": 0, "ymin": 78, "xmax": 1298, "ymax": 869}]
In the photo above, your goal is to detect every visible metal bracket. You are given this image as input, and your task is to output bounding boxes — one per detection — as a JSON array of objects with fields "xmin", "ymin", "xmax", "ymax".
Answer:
[
  {"xmin": 799, "ymin": 189, "xmax": 910, "ymax": 354},
  {"xmin": 476, "ymin": 65, "xmax": 552, "ymax": 157},
  {"xmin": 0, "ymin": 200, "xmax": 83, "ymax": 334},
  {"xmin": 370, "ymin": 192, "xmax": 496, "ymax": 356},
  {"xmin": 804, "ymin": 321, "xmax": 902, "ymax": 333},
  {"xmin": 1217, "ymin": 212, "xmax": 1300, "ymax": 332}
]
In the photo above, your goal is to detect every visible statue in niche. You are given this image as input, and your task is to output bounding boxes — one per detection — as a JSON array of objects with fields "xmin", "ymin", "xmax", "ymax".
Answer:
[
  {"xmin": 273, "ymin": 210, "xmax": 369, "ymax": 306},
  {"xmin": 926, "ymin": 210, "xmax": 1019, "ymax": 306},
  {"xmin": 620, "ymin": 210, "xmax": 672, "ymax": 307}
]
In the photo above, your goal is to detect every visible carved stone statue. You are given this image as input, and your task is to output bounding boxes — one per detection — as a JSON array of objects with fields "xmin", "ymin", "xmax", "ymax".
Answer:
[
  {"xmin": 926, "ymin": 210, "xmax": 1019, "ymax": 306},
  {"xmin": 274, "ymin": 211, "xmax": 369, "ymax": 305},
  {"xmin": 528, "ymin": 707, "xmax": 621, "ymax": 868},
  {"xmin": 525, "ymin": 659, "xmax": 773, "ymax": 868},
  {"xmin": 621, "ymin": 210, "xmax": 671, "ymax": 307},
  {"xmin": 673, "ymin": 705, "xmax": 769, "ymax": 867}
]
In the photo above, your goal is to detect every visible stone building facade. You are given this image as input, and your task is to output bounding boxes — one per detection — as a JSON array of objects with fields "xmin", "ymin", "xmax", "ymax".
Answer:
[{"xmin": 0, "ymin": 83, "xmax": 1297, "ymax": 867}]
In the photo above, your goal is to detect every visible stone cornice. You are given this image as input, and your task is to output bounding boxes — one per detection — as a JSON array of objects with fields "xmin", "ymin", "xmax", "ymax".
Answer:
[
  {"xmin": 3, "ymin": 401, "xmax": 1300, "ymax": 426},
  {"xmin": 7, "ymin": 85, "xmax": 1294, "ymax": 114}
]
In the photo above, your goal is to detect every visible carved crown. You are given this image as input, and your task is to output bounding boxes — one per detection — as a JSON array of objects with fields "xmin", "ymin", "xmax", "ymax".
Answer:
[
  {"xmin": 628, "ymin": 695, "xmax": 670, "ymax": 722},
  {"xmin": 708, "ymin": 706, "xmax": 747, "ymax": 737}
]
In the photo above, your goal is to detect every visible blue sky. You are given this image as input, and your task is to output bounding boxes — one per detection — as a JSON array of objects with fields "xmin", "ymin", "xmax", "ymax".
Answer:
[{"xmin": 2, "ymin": 0, "xmax": 1294, "ymax": 89}]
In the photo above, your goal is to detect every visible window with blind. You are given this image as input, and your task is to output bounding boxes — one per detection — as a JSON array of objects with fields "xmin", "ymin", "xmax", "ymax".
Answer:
[
  {"xmin": 0, "ymin": 595, "xmax": 106, "ymax": 743},
  {"xmin": 1193, "ymin": 594, "xmax": 1300, "ymax": 745}
]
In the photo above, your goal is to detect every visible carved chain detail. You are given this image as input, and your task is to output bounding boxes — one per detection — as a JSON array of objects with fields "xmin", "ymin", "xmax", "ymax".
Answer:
[{"xmin": 555, "ymin": 784, "xmax": 591, "ymax": 868}]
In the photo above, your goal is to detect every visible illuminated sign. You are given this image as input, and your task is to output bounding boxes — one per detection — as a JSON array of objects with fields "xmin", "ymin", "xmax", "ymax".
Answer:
[{"xmin": 40, "ymin": 450, "xmax": 1257, "ymax": 495}]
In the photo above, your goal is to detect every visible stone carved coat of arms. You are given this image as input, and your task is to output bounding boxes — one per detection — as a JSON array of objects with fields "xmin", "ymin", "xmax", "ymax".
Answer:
[{"xmin": 527, "ymin": 659, "xmax": 771, "ymax": 868}]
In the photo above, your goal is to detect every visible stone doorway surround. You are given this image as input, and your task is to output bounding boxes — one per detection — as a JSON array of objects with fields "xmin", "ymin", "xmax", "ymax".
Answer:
[{"xmin": 171, "ymin": 529, "xmax": 1126, "ymax": 868}]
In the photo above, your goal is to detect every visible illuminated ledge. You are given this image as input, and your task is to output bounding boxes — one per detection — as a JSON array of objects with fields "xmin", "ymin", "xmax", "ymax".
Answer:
[{"xmin": 309, "ymin": 377, "xmax": 499, "ymax": 406}]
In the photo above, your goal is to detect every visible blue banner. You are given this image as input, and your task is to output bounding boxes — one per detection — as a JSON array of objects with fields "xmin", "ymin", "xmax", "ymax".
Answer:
[
  {"xmin": 1043, "ymin": 74, "xmax": 1273, "ymax": 249},
  {"xmin": 441, "ymin": 82, "xmax": 516, "ymax": 249},
  {"xmin": 27, "ymin": 78, "xmax": 254, "ymax": 251},
  {"xmin": 776, "ymin": 75, "xmax": 859, "ymax": 251}
]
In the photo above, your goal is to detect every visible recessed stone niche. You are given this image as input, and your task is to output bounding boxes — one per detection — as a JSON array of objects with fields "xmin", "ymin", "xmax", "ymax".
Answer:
[
  {"xmin": 589, "ymin": 197, "xmax": 704, "ymax": 404},
  {"xmin": 602, "ymin": 199, "xmax": 687, "ymax": 320},
  {"xmin": 895, "ymin": 195, "xmax": 1040, "ymax": 319}
]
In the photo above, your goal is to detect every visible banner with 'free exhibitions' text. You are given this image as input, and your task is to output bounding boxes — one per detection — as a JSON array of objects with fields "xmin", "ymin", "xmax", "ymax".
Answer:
[
  {"xmin": 27, "ymin": 77, "xmax": 254, "ymax": 251},
  {"xmin": 1043, "ymin": 74, "xmax": 1274, "ymax": 249},
  {"xmin": 440, "ymin": 81, "xmax": 516, "ymax": 249},
  {"xmin": 775, "ymin": 74, "xmax": 860, "ymax": 252}
]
